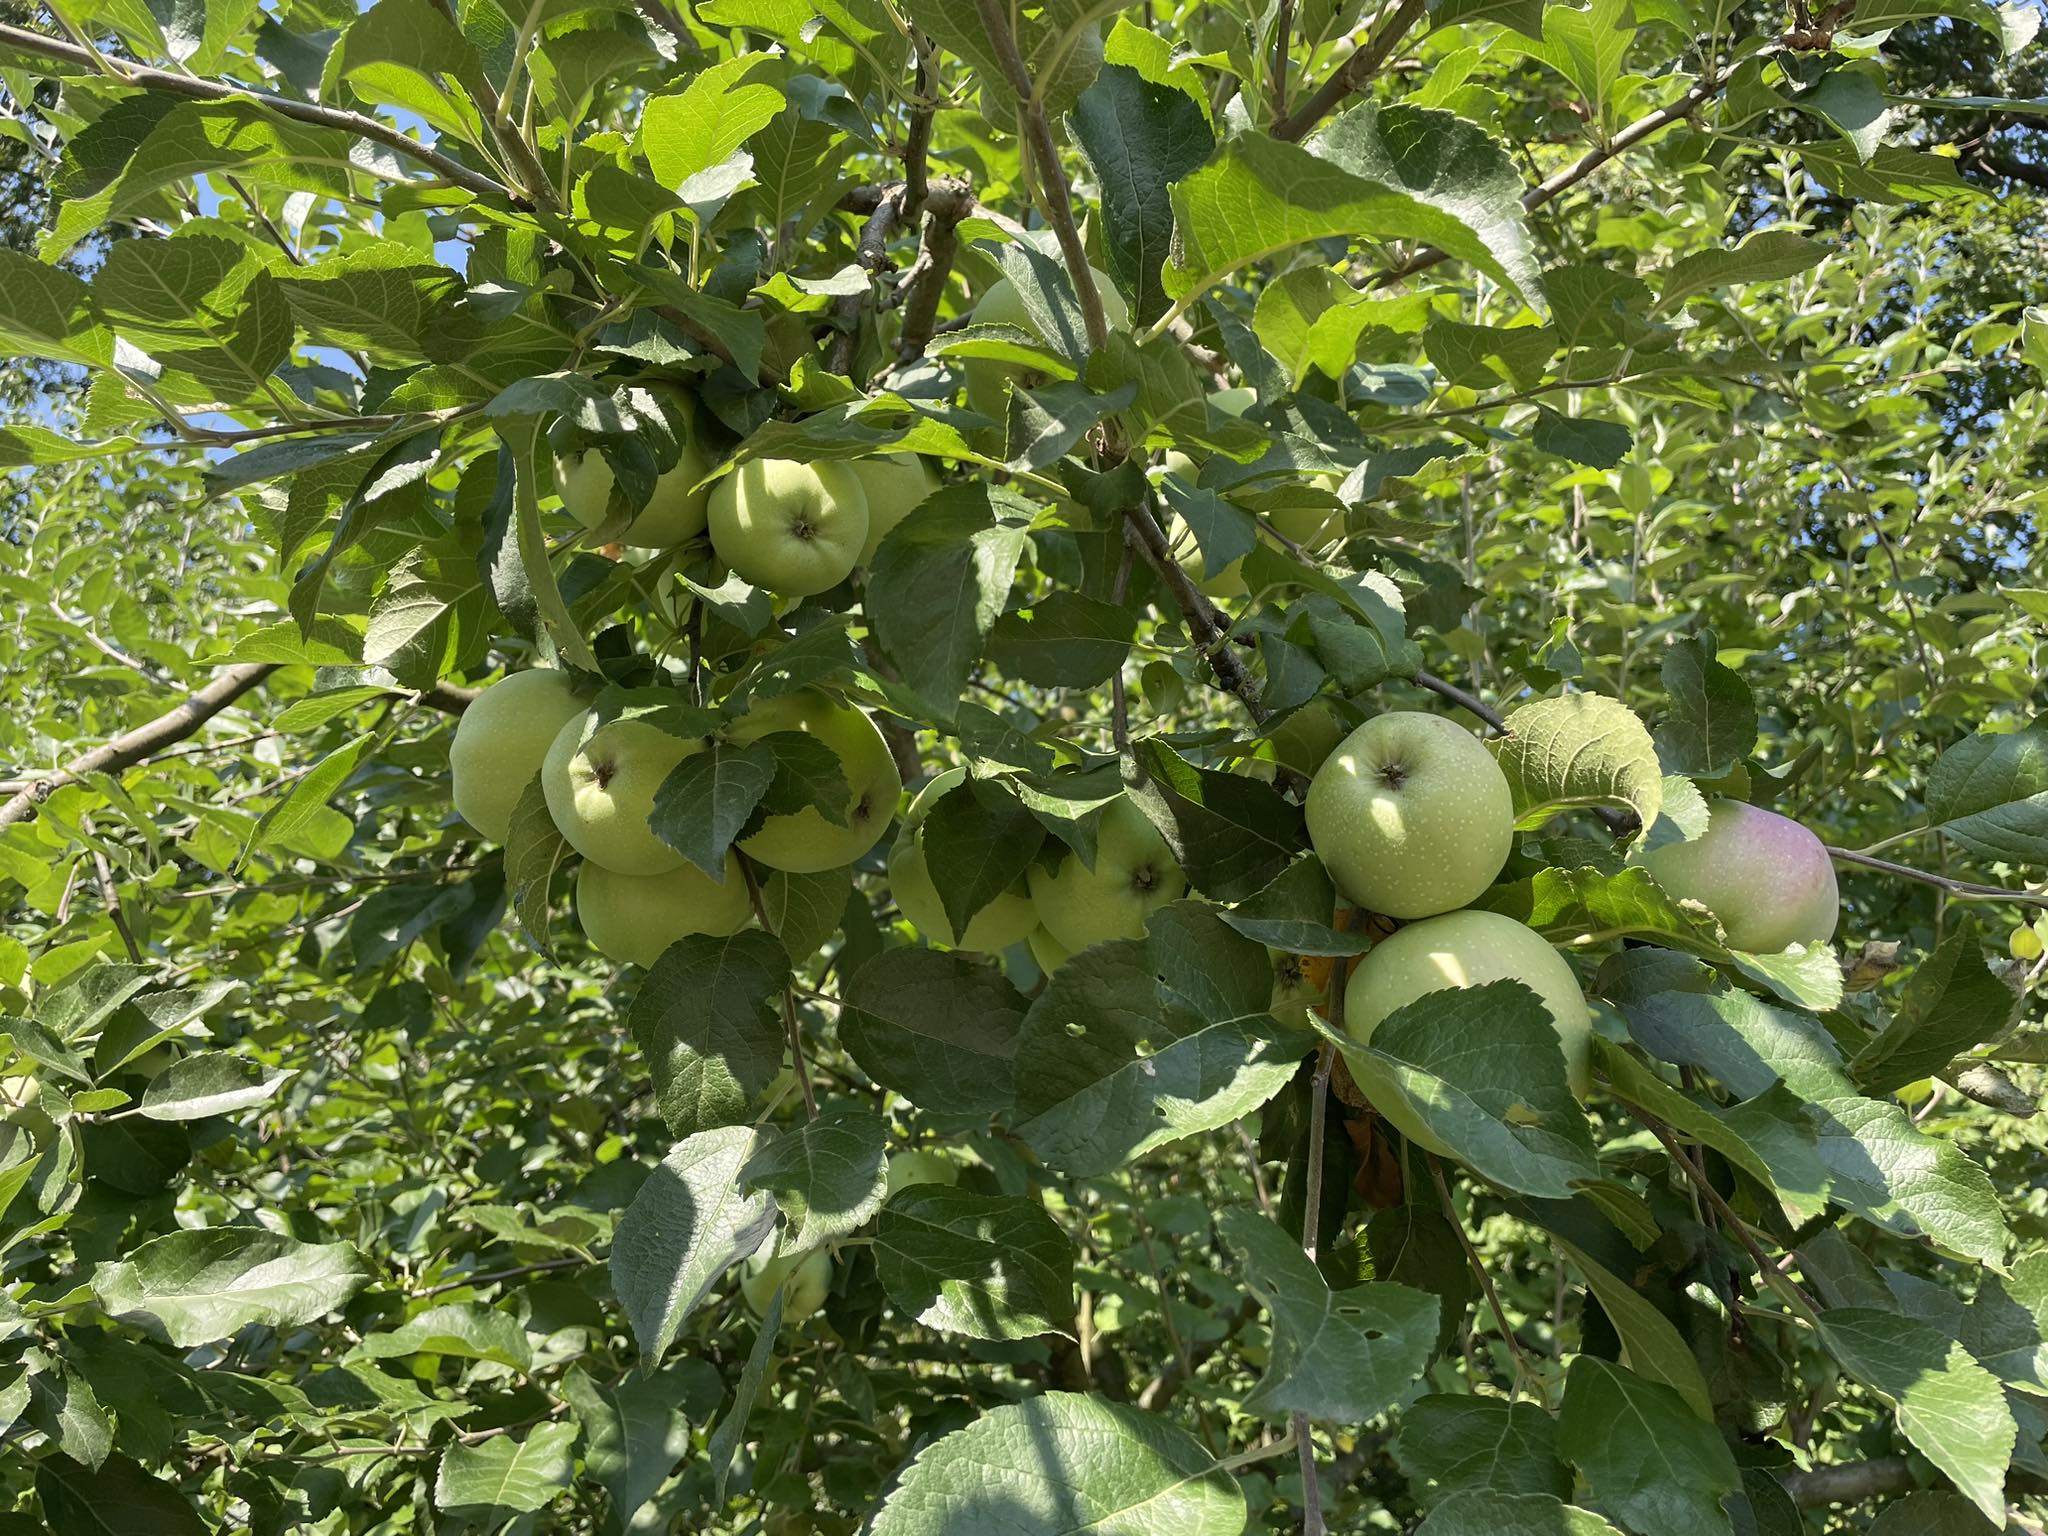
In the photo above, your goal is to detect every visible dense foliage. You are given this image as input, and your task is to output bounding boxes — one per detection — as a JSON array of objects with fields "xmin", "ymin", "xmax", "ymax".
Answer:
[{"xmin": 0, "ymin": 0, "xmax": 2046, "ymax": 1531}]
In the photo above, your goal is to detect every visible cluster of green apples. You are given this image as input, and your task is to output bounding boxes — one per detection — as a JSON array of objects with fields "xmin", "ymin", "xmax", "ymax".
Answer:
[
  {"xmin": 449, "ymin": 673, "xmax": 901, "ymax": 966},
  {"xmin": 1304, "ymin": 710, "xmax": 1840, "ymax": 1138},
  {"xmin": 553, "ymin": 386, "xmax": 939, "ymax": 600}
]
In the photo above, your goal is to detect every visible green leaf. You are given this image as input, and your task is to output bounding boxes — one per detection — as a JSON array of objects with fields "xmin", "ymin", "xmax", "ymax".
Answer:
[
  {"xmin": 1812, "ymin": 1095, "xmax": 2008, "ymax": 1264},
  {"xmin": 1004, "ymin": 379, "xmax": 1137, "ymax": 471},
  {"xmin": 1623, "ymin": 987, "xmax": 1854, "ymax": 1101},
  {"xmin": 1218, "ymin": 1206, "xmax": 1437, "ymax": 1421},
  {"xmin": 1924, "ymin": 729, "xmax": 2048, "ymax": 868},
  {"xmin": 872, "ymin": 1186, "xmax": 1077, "ymax": 1339},
  {"xmin": 1867, "ymin": 1493, "xmax": 2006, "ymax": 1536},
  {"xmin": 1126, "ymin": 739, "xmax": 1306, "ymax": 902},
  {"xmin": 921, "ymin": 775, "xmax": 1046, "ymax": 945},
  {"xmin": 1496, "ymin": 693, "xmax": 1663, "ymax": 831},
  {"xmin": 1326, "ymin": 984, "xmax": 1599, "ymax": 1197},
  {"xmin": 1961, "ymin": 1250, "xmax": 2048, "ymax": 1397},
  {"xmin": 91, "ymin": 1229, "xmax": 372, "ymax": 1348},
  {"xmin": 271, "ymin": 240, "xmax": 463, "ymax": 357},
  {"xmin": 0, "ymin": 250, "xmax": 112, "ymax": 368},
  {"xmin": 738, "ymin": 1105, "xmax": 888, "ymax": 1249},
  {"xmin": 708, "ymin": 1283, "xmax": 780, "ymax": 1502},
  {"xmin": 1853, "ymin": 919, "xmax": 2017, "ymax": 1092},
  {"xmin": 244, "ymin": 731, "xmax": 368, "ymax": 857},
  {"xmin": 1656, "ymin": 635, "xmax": 1757, "ymax": 777},
  {"xmin": 35, "ymin": 1453, "xmax": 207, "ymax": 1536},
  {"xmin": 839, "ymin": 948, "xmax": 1027, "ymax": 1116},
  {"xmin": 1164, "ymin": 113, "xmax": 1542, "ymax": 319},
  {"xmin": 137, "ymin": 1052, "xmax": 295, "ymax": 1121},
  {"xmin": 1011, "ymin": 903, "xmax": 1311, "ymax": 1176},
  {"xmin": 1850, "ymin": 0, "xmax": 2021, "ymax": 47},
  {"xmin": 1531, "ymin": 407, "xmax": 1633, "ymax": 469},
  {"xmin": 1818, "ymin": 1309, "xmax": 2015, "ymax": 1525},
  {"xmin": 1392, "ymin": 1395, "xmax": 1571, "ymax": 1509},
  {"xmin": 351, "ymin": 1303, "xmax": 531, "ymax": 1370},
  {"xmin": 640, "ymin": 54, "xmax": 787, "ymax": 189},
  {"xmin": 434, "ymin": 1421, "xmax": 579, "ymax": 1516},
  {"xmin": 505, "ymin": 776, "xmax": 569, "ymax": 955},
  {"xmin": 628, "ymin": 931, "xmax": 789, "ymax": 1138},
  {"xmin": 649, "ymin": 739, "xmax": 772, "ymax": 879},
  {"xmin": 867, "ymin": 1392, "xmax": 1244, "ymax": 1535},
  {"xmin": 1556, "ymin": 1357, "xmax": 1740, "ymax": 1535},
  {"xmin": 1220, "ymin": 856, "xmax": 1372, "ymax": 957},
  {"xmin": 609, "ymin": 1126, "xmax": 777, "ymax": 1361},
  {"xmin": 559, "ymin": 1366, "xmax": 693, "ymax": 1536},
  {"xmin": 1549, "ymin": 1230, "xmax": 1716, "ymax": 1420},
  {"xmin": 1068, "ymin": 63, "xmax": 1215, "ymax": 323},
  {"xmin": 986, "ymin": 591, "xmax": 1136, "ymax": 689},
  {"xmin": 1656, "ymin": 231, "xmax": 1830, "ymax": 311},
  {"xmin": 1416, "ymin": 1493, "xmax": 1626, "ymax": 1536},
  {"xmin": 867, "ymin": 483, "xmax": 1030, "ymax": 710},
  {"xmin": 1423, "ymin": 318, "xmax": 1556, "ymax": 392}
]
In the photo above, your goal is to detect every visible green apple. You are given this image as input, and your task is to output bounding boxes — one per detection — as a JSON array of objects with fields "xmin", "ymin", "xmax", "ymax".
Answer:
[
  {"xmin": 887, "ymin": 768, "xmax": 1039, "ymax": 952},
  {"xmin": 450, "ymin": 669, "xmax": 588, "ymax": 843},
  {"xmin": 742, "ymin": 1243, "xmax": 833, "ymax": 1325},
  {"xmin": 729, "ymin": 690, "xmax": 903, "ymax": 873},
  {"xmin": 885, "ymin": 1148, "xmax": 961, "ymax": 1197},
  {"xmin": 964, "ymin": 269, "xmax": 1130, "ymax": 419},
  {"xmin": 1027, "ymin": 924, "xmax": 1071, "ymax": 975},
  {"xmin": 1639, "ymin": 799, "xmax": 1839, "ymax": 953},
  {"xmin": 555, "ymin": 392, "xmax": 718, "ymax": 549},
  {"xmin": 1305, "ymin": 711, "xmax": 1513, "ymax": 919},
  {"xmin": 1027, "ymin": 796, "xmax": 1187, "ymax": 953},
  {"xmin": 850, "ymin": 454, "xmax": 941, "ymax": 565},
  {"xmin": 576, "ymin": 854, "xmax": 751, "ymax": 967},
  {"xmin": 1345, "ymin": 909, "xmax": 1592, "ymax": 1120},
  {"xmin": 1268, "ymin": 949, "xmax": 1322, "ymax": 1031},
  {"xmin": 541, "ymin": 713, "xmax": 694, "ymax": 876},
  {"xmin": 707, "ymin": 458, "xmax": 870, "ymax": 597}
]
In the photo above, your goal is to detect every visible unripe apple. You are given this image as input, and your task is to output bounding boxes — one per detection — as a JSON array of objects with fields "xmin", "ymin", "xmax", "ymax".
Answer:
[
  {"xmin": 707, "ymin": 458, "xmax": 870, "ymax": 597},
  {"xmin": 742, "ymin": 1244, "xmax": 832, "ymax": 1324},
  {"xmin": 850, "ymin": 453, "xmax": 940, "ymax": 565},
  {"xmin": 554, "ymin": 393, "xmax": 717, "ymax": 549},
  {"xmin": 1305, "ymin": 712, "xmax": 1513, "ymax": 919},
  {"xmin": 1027, "ymin": 796, "xmax": 1187, "ymax": 953},
  {"xmin": 885, "ymin": 1148, "xmax": 961, "ymax": 1196},
  {"xmin": 887, "ymin": 768, "xmax": 1039, "ymax": 952},
  {"xmin": 1268, "ymin": 950, "xmax": 1322, "ymax": 1030},
  {"xmin": 1346, "ymin": 909, "xmax": 1592, "ymax": 1117},
  {"xmin": 541, "ymin": 713, "xmax": 694, "ymax": 876},
  {"xmin": 450, "ymin": 670, "xmax": 588, "ymax": 843},
  {"xmin": 1027, "ymin": 924, "xmax": 1071, "ymax": 975},
  {"xmin": 963, "ymin": 270, "xmax": 1130, "ymax": 419},
  {"xmin": 1639, "ymin": 799, "xmax": 1839, "ymax": 953},
  {"xmin": 728, "ymin": 690, "xmax": 903, "ymax": 873},
  {"xmin": 575, "ymin": 854, "xmax": 751, "ymax": 967}
]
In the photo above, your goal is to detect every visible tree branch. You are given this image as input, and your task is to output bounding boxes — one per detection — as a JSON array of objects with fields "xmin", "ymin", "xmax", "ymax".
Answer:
[
  {"xmin": 1272, "ymin": 0, "xmax": 1429, "ymax": 142},
  {"xmin": 1126, "ymin": 495, "xmax": 1271, "ymax": 724},
  {"xmin": 0, "ymin": 663, "xmax": 277, "ymax": 827},
  {"xmin": 1778, "ymin": 1455, "xmax": 1917, "ymax": 1509},
  {"xmin": 968, "ymin": 0, "xmax": 1111, "ymax": 351},
  {"xmin": 895, "ymin": 180, "xmax": 975, "ymax": 362},
  {"xmin": 0, "ymin": 22, "xmax": 522, "ymax": 206}
]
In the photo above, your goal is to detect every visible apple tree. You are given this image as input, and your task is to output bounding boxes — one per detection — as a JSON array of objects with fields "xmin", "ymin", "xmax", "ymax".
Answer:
[{"xmin": 0, "ymin": 0, "xmax": 2046, "ymax": 1530}]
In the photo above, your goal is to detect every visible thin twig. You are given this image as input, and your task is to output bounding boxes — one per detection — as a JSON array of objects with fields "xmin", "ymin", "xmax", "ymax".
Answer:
[
  {"xmin": 0, "ymin": 22, "xmax": 522, "ymax": 205},
  {"xmin": 739, "ymin": 855, "xmax": 818, "ymax": 1120},
  {"xmin": 1638, "ymin": 1114, "xmax": 1823, "ymax": 1321},
  {"xmin": 1826, "ymin": 847, "xmax": 2048, "ymax": 910},
  {"xmin": 80, "ymin": 818, "xmax": 143, "ymax": 963},
  {"xmin": 1428, "ymin": 1154, "xmax": 1539, "ymax": 1392},
  {"xmin": 1273, "ymin": 0, "xmax": 1429, "ymax": 141},
  {"xmin": 1410, "ymin": 670, "xmax": 1509, "ymax": 734},
  {"xmin": 1111, "ymin": 533, "xmax": 1136, "ymax": 752},
  {"xmin": 416, "ymin": 1255, "xmax": 588, "ymax": 1298}
]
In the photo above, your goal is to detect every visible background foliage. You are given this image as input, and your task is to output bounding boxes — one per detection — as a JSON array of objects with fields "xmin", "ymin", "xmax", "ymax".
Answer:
[{"xmin": 0, "ymin": 0, "xmax": 2046, "ymax": 1530}]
